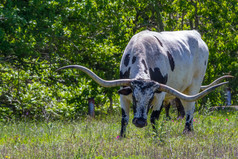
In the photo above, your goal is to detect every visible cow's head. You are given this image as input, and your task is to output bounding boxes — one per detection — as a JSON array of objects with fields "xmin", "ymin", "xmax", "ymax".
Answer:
[
  {"xmin": 57, "ymin": 65, "xmax": 229, "ymax": 127},
  {"xmin": 118, "ymin": 80, "xmax": 160, "ymax": 128}
]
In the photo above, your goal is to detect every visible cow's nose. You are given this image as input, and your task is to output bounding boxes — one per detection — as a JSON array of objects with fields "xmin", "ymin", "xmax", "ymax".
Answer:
[{"xmin": 132, "ymin": 118, "xmax": 147, "ymax": 128}]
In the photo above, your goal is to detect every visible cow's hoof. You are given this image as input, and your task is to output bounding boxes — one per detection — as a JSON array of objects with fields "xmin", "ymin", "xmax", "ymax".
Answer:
[
  {"xmin": 118, "ymin": 133, "xmax": 126, "ymax": 139},
  {"xmin": 183, "ymin": 129, "xmax": 193, "ymax": 134},
  {"xmin": 117, "ymin": 135, "xmax": 126, "ymax": 139},
  {"xmin": 177, "ymin": 116, "xmax": 184, "ymax": 120}
]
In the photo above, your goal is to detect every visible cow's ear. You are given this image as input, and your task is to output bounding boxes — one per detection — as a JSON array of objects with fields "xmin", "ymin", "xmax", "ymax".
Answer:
[{"xmin": 118, "ymin": 87, "xmax": 132, "ymax": 95}]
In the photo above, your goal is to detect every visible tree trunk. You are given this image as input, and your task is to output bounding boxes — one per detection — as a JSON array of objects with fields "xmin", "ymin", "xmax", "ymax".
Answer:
[
  {"xmin": 107, "ymin": 96, "xmax": 113, "ymax": 113},
  {"xmin": 155, "ymin": 1, "xmax": 164, "ymax": 31},
  {"xmin": 88, "ymin": 98, "xmax": 95, "ymax": 118},
  {"xmin": 194, "ymin": 0, "xmax": 199, "ymax": 29}
]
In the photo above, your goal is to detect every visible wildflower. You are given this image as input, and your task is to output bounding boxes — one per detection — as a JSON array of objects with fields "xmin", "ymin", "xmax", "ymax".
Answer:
[
  {"xmin": 116, "ymin": 136, "xmax": 120, "ymax": 139},
  {"xmin": 194, "ymin": 119, "xmax": 195, "ymax": 122},
  {"xmin": 226, "ymin": 119, "xmax": 229, "ymax": 121}
]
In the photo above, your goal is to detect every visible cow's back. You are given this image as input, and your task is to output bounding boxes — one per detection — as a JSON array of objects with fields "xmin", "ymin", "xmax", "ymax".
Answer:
[
  {"xmin": 120, "ymin": 30, "xmax": 209, "ymax": 93},
  {"xmin": 158, "ymin": 30, "xmax": 209, "ymax": 92}
]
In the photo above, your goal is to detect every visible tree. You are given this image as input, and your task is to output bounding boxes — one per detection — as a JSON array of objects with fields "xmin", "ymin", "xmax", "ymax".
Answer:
[{"xmin": 0, "ymin": 0, "xmax": 237, "ymax": 119}]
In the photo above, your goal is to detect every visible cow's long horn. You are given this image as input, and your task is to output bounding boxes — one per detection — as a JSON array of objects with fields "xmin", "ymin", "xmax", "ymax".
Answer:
[
  {"xmin": 57, "ymin": 65, "xmax": 132, "ymax": 87},
  {"xmin": 157, "ymin": 82, "xmax": 229, "ymax": 102},
  {"xmin": 201, "ymin": 75, "xmax": 233, "ymax": 90}
]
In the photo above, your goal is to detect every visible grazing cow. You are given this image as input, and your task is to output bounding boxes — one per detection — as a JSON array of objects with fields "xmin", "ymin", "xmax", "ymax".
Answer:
[{"xmin": 57, "ymin": 30, "xmax": 231, "ymax": 137}]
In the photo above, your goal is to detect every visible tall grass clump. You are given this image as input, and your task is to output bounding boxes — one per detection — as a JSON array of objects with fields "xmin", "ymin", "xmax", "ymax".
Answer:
[{"xmin": 0, "ymin": 110, "xmax": 237, "ymax": 158}]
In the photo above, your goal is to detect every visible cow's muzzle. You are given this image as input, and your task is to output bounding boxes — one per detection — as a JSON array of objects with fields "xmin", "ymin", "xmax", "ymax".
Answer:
[{"xmin": 132, "ymin": 118, "xmax": 147, "ymax": 128}]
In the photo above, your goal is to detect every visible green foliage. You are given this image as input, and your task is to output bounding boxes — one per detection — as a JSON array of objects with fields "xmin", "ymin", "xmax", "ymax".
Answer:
[
  {"xmin": 0, "ymin": 0, "xmax": 237, "ymax": 118},
  {"xmin": 0, "ymin": 61, "xmax": 116, "ymax": 121}
]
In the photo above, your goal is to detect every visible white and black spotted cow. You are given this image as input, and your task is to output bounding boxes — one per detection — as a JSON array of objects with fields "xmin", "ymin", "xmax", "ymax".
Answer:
[{"xmin": 57, "ymin": 30, "xmax": 231, "ymax": 137}]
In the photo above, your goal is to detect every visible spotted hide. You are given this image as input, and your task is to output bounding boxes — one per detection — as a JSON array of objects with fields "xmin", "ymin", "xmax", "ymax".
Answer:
[
  {"xmin": 119, "ymin": 30, "xmax": 209, "ymax": 136},
  {"xmin": 57, "ymin": 30, "xmax": 231, "ymax": 138}
]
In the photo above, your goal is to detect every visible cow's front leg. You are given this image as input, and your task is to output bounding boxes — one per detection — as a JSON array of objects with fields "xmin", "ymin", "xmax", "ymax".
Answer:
[
  {"xmin": 120, "ymin": 95, "xmax": 130, "ymax": 138},
  {"xmin": 120, "ymin": 108, "xmax": 129, "ymax": 137},
  {"xmin": 181, "ymin": 100, "xmax": 195, "ymax": 133}
]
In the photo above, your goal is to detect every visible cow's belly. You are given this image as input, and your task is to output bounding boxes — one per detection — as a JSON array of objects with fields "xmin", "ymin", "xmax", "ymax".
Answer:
[{"xmin": 164, "ymin": 94, "xmax": 176, "ymax": 101}]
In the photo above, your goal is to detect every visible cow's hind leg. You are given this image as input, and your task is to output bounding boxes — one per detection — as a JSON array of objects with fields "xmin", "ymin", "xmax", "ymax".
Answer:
[
  {"xmin": 164, "ymin": 101, "xmax": 171, "ymax": 119},
  {"xmin": 180, "ymin": 100, "xmax": 195, "ymax": 133},
  {"xmin": 175, "ymin": 98, "xmax": 185, "ymax": 119},
  {"xmin": 120, "ymin": 95, "xmax": 130, "ymax": 137},
  {"xmin": 180, "ymin": 83, "xmax": 200, "ymax": 133},
  {"xmin": 150, "ymin": 94, "xmax": 164, "ymax": 133}
]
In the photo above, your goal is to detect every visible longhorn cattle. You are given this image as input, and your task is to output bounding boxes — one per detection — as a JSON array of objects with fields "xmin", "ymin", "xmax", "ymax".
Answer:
[{"xmin": 57, "ymin": 30, "xmax": 231, "ymax": 137}]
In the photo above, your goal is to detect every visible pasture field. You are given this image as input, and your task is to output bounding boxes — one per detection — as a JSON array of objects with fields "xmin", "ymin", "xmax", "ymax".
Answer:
[{"xmin": 0, "ymin": 110, "xmax": 237, "ymax": 159}]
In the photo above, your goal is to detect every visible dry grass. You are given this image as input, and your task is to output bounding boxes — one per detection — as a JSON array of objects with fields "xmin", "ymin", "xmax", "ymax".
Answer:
[{"xmin": 0, "ymin": 111, "xmax": 237, "ymax": 159}]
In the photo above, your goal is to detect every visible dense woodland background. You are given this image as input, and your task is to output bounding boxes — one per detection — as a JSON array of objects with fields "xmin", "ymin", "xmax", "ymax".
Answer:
[{"xmin": 0, "ymin": 0, "xmax": 237, "ymax": 121}]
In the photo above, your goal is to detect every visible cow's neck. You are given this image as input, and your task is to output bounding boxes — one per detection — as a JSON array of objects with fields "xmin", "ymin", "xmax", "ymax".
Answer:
[{"xmin": 130, "ymin": 66, "xmax": 150, "ymax": 80}]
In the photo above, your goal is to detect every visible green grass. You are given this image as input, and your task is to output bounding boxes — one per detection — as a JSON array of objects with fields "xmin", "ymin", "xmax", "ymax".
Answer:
[{"xmin": 0, "ymin": 111, "xmax": 237, "ymax": 159}]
